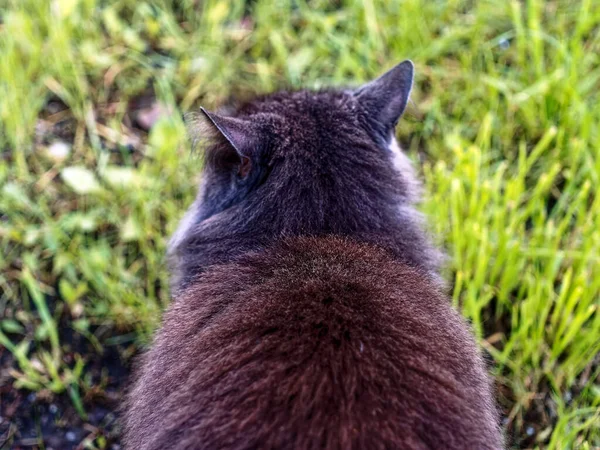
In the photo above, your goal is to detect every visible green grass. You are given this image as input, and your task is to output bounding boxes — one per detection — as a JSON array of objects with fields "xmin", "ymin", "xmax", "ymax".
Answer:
[{"xmin": 0, "ymin": 0, "xmax": 599, "ymax": 448}]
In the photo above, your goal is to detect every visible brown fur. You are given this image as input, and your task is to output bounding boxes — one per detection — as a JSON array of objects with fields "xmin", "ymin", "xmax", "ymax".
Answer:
[{"xmin": 126, "ymin": 238, "xmax": 501, "ymax": 449}]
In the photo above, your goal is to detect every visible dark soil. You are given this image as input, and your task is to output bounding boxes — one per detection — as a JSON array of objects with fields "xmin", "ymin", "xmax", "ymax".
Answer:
[{"xmin": 0, "ymin": 334, "xmax": 134, "ymax": 450}]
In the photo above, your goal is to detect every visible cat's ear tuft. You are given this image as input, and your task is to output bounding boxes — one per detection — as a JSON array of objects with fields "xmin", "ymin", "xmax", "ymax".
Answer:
[{"xmin": 355, "ymin": 60, "xmax": 414, "ymax": 131}]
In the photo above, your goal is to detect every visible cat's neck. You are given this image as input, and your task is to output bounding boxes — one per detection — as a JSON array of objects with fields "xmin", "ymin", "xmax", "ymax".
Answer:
[{"xmin": 168, "ymin": 202, "xmax": 443, "ymax": 294}]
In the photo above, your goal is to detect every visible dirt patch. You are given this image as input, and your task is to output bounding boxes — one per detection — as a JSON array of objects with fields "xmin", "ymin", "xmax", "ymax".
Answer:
[{"xmin": 0, "ymin": 336, "xmax": 134, "ymax": 450}]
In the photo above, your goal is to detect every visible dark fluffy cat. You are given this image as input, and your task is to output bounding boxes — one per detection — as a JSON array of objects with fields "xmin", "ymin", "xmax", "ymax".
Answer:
[{"xmin": 124, "ymin": 61, "xmax": 503, "ymax": 450}]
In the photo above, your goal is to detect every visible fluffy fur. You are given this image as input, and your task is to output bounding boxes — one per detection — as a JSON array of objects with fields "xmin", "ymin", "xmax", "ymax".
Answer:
[{"xmin": 124, "ymin": 62, "xmax": 503, "ymax": 449}]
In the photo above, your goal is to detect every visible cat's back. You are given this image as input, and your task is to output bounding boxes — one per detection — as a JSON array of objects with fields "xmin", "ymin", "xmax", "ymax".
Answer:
[{"xmin": 125, "ymin": 236, "xmax": 501, "ymax": 450}]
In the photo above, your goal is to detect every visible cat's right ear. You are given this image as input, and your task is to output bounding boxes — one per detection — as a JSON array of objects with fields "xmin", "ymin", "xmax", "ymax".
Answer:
[
  {"xmin": 188, "ymin": 108, "xmax": 261, "ymax": 177},
  {"xmin": 355, "ymin": 60, "xmax": 414, "ymax": 132}
]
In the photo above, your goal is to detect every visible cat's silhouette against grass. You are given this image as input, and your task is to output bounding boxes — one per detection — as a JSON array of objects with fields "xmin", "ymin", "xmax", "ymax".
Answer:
[{"xmin": 124, "ymin": 61, "xmax": 503, "ymax": 450}]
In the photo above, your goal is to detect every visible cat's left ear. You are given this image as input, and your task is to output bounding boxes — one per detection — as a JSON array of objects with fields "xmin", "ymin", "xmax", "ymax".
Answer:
[
  {"xmin": 199, "ymin": 107, "xmax": 259, "ymax": 158},
  {"xmin": 194, "ymin": 107, "xmax": 262, "ymax": 177},
  {"xmin": 355, "ymin": 60, "xmax": 414, "ymax": 131}
]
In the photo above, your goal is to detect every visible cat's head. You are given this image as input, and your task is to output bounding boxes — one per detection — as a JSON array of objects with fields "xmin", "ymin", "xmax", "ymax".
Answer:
[{"xmin": 169, "ymin": 61, "xmax": 432, "ymax": 284}]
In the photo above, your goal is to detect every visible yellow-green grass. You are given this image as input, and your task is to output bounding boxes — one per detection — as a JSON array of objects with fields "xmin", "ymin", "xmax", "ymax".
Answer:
[{"xmin": 0, "ymin": 0, "xmax": 598, "ymax": 448}]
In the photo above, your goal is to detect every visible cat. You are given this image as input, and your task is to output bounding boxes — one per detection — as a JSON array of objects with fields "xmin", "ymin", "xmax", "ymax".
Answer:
[{"xmin": 124, "ymin": 60, "xmax": 503, "ymax": 450}]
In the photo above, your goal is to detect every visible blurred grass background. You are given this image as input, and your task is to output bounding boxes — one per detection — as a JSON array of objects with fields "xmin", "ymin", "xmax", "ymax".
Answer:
[{"xmin": 0, "ymin": 0, "xmax": 599, "ymax": 448}]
